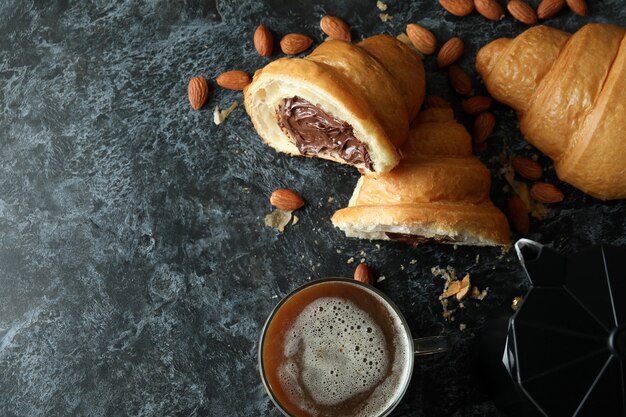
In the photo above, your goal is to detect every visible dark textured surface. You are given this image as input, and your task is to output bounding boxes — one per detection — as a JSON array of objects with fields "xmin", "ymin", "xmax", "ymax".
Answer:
[{"xmin": 1, "ymin": 1, "xmax": 625, "ymax": 416}]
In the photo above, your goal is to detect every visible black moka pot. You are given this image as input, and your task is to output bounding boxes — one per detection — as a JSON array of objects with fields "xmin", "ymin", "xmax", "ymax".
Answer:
[{"xmin": 479, "ymin": 239, "xmax": 626, "ymax": 417}]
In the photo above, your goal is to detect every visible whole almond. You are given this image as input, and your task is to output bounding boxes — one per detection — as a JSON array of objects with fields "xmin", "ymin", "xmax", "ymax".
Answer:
[
  {"xmin": 530, "ymin": 182, "xmax": 565, "ymax": 203},
  {"xmin": 537, "ymin": 0, "xmax": 565, "ymax": 19},
  {"xmin": 508, "ymin": 195, "xmax": 530, "ymax": 234},
  {"xmin": 188, "ymin": 76, "xmax": 209, "ymax": 110},
  {"xmin": 254, "ymin": 24, "xmax": 273, "ymax": 57},
  {"xmin": 320, "ymin": 15, "xmax": 351, "ymax": 42},
  {"xmin": 511, "ymin": 156, "xmax": 543, "ymax": 181},
  {"xmin": 448, "ymin": 65, "xmax": 473, "ymax": 96},
  {"xmin": 566, "ymin": 0, "xmax": 588, "ymax": 16},
  {"xmin": 280, "ymin": 33, "xmax": 314, "ymax": 54},
  {"xmin": 270, "ymin": 189, "xmax": 305, "ymax": 211},
  {"xmin": 462, "ymin": 96, "xmax": 493, "ymax": 115},
  {"xmin": 473, "ymin": 111, "xmax": 496, "ymax": 144},
  {"xmin": 216, "ymin": 70, "xmax": 251, "ymax": 91},
  {"xmin": 425, "ymin": 95, "xmax": 452, "ymax": 109},
  {"xmin": 439, "ymin": 0, "xmax": 475, "ymax": 16},
  {"xmin": 406, "ymin": 23, "xmax": 437, "ymax": 55},
  {"xmin": 438, "ymin": 37, "xmax": 464, "ymax": 68},
  {"xmin": 507, "ymin": 0, "xmax": 538, "ymax": 25},
  {"xmin": 474, "ymin": 0, "xmax": 505, "ymax": 20},
  {"xmin": 354, "ymin": 263, "xmax": 374, "ymax": 284}
]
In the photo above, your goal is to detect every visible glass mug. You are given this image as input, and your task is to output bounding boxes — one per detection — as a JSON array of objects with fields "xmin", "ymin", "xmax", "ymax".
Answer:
[{"xmin": 259, "ymin": 278, "xmax": 449, "ymax": 417}]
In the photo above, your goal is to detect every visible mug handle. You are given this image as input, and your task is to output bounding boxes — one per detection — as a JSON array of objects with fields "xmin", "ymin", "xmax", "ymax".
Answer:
[{"xmin": 413, "ymin": 335, "xmax": 450, "ymax": 356}]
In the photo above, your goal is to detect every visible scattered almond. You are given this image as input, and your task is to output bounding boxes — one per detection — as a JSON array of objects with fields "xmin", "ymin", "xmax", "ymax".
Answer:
[
  {"xmin": 530, "ymin": 182, "xmax": 565, "ymax": 203},
  {"xmin": 462, "ymin": 96, "xmax": 493, "ymax": 115},
  {"xmin": 320, "ymin": 15, "xmax": 351, "ymax": 42},
  {"xmin": 511, "ymin": 156, "xmax": 543, "ymax": 181},
  {"xmin": 507, "ymin": 195, "xmax": 530, "ymax": 234},
  {"xmin": 254, "ymin": 24, "xmax": 273, "ymax": 57},
  {"xmin": 473, "ymin": 111, "xmax": 495, "ymax": 144},
  {"xmin": 425, "ymin": 95, "xmax": 452, "ymax": 109},
  {"xmin": 507, "ymin": 0, "xmax": 538, "ymax": 25},
  {"xmin": 439, "ymin": 0, "xmax": 475, "ymax": 16},
  {"xmin": 188, "ymin": 76, "xmax": 209, "ymax": 110},
  {"xmin": 406, "ymin": 23, "xmax": 437, "ymax": 55},
  {"xmin": 437, "ymin": 37, "xmax": 464, "ymax": 68},
  {"xmin": 280, "ymin": 33, "xmax": 314, "ymax": 54},
  {"xmin": 270, "ymin": 189, "xmax": 305, "ymax": 211},
  {"xmin": 474, "ymin": 0, "xmax": 505, "ymax": 20},
  {"xmin": 354, "ymin": 263, "xmax": 374, "ymax": 284},
  {"xmin": 537, "ymin": 0, "xmax": 566, "ymax": 19},
  {"xmin": 216, "ymin": 70, "xmax": 252, "ymax": 91},
  {"xmin": 448, "ymin": 65, "xmax": 473, "ymax": 96},
  {"xmin": 566, "ymin": 0, "xmax": 588, "ymax": 16}
]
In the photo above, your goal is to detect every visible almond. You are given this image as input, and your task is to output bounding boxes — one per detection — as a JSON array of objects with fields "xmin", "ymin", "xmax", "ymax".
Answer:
[
  {"xmin": 462, "ymin": 96, "xmax": 493, "ymax": 115},
  {"xmin": 280, "ymin": 33, "xmax": 314, "ymax": 55},
  {"xmin": 448, "ymin": 65, "xmax": 473, "ymax": 96},
  {"xmin": 188, "ymin": 76, "xmax": 209, "ymax": 110},
  {"xmin": 320, "ymin": 15, "xmax": 351, "ymax": 42},
  {"xmin": 511, "ymin": 156, "xmax": 543, "ymax": 181},
  {"xmin": 530, "ymin": 182, "xmax": 564, "ymax": 203},
  {"xmin": 437, "ymin": 37, "xmax": 464, "ymax": 68},
  {"xmin": 270, "ymin": 189, "xmax": 305, "ymax": 211},
  {"xmin": 507, "ymin": 0, "xmax": 538, "ymax": 25},
  {"xmin": 406, "ymin": 23, "xmax": 437, "ymax": 55},
  {"xmin": 425, "ymin": 95, "xmax": 452, "ymax": 109},
  {"xmin": 216, "ymin": 70, "xmax": 251, "ymax": 91},
  {"xmin": 439, "ymin": 0, "xmax": 475, "ymax": 16},
  {"xmin": 566, "ymin": 0, "xmax": 587, "ymax": 16},
  {"xmin": 508, "ymin": 195, "xmax": 530, "ymax": 234},
  {"xmin": 473, "ymin": 111, "xmax": 495, "ymax": 144},
  {"xmin": 354, "ymin": 263, "xmax": 374, "ymax": 285},
  {"xmin": 254, "ymin": 24, "xmax": 273, "ymax": 57},
  {"xmin": 537, "ymin": 0, "xmax": 565, "ymax": 19},
  {"xmin": 474, "ymin": 0, "xmax": 505, "ymax": 20}
]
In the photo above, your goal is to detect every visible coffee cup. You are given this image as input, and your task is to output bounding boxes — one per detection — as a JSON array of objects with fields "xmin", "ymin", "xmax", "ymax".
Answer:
[{"xmin": 259, "ymin": 277, "xmax": 449, "ymax": 417}]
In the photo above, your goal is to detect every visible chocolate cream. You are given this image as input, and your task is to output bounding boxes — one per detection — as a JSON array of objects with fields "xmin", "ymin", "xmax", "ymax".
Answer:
[
  {"xmin": 386, "ymin": 233, "xmax": 456, "ymax": 248},
  {"xmin": 276, "ymin": 96, "xmax": 374, "ymax": 171}
]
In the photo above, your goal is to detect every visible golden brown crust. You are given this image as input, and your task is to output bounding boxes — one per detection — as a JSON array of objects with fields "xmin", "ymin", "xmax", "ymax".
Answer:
[
  {"xmin": 244, "ymin": 35, "xmax": 425, "ymax": 175},
  {"xmin": 476, "ymin": 24, "xmax": 626, "ymax": 200},
  {"xmin": 331, "ymin": 108, "xmax": 511, "ymax": 247}
]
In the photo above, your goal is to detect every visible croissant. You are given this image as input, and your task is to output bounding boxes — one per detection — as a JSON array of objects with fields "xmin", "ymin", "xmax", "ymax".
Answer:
[
  {"xmin": 331, "ymin": 108, "xmax": 511, "ymax": 247},
  {"xmin": 244, "ymin": 35, "xmax": 425, "ymax": 175},
  {"xmin": 476, "ymin": 24, "xmax": 626, "ymax": 200}
]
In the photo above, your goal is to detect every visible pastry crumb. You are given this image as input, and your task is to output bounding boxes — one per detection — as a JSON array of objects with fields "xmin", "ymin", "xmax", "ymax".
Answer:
[
  {"xmin": 511, "ymin": 295, "xmax": 524, "ymax": 311},
  {"xmin": 471, "ymin": 286, "xmax": 489, "ymax": 300},
  {"xmin": 291, "ymin": 215, "xmax": 299, "ymax": 225},
  {"xmin": 347, "ymin": 257, "xmax": 355, "ymax": 264},
  {"xmin": 376, "ymin": 1, "xmax": 388, "ymax": 11},
  {"xmin": 336, "ymin": 249, "xmax": 342, "ymax": 254},
  {"xmin": 264, "ymin": 209, "xmax": 293, "ymax": 232},
  {"xmin": 377, "ymin": 275, "xmax": 386, "ymax": 282},
  {"xmin": 213, "ymin": 101, "xmax": 239, "ymax": 125},
  {"xmin": 271, "ymin": 294, "xmax": 278, "ymax": 299},
  {"xmin": 459, "ymin": 323, "xmax": 467, "ymax": 331},
  {"xmin": 328, "ymin": 197, "xmax": 335, "ymax": 203},
  {"xmin": 410, "ymin": 259, "xmax": 417, "ymax": 265},
  {"xmin": 379, "ymin": 13, "xmax": 393, "ymax": 22}
]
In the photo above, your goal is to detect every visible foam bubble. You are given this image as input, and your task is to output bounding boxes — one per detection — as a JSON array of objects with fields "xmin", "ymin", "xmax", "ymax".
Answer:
[{"xmin": 277, "ymin": 296, "xmax": 410, "ymax": 416}]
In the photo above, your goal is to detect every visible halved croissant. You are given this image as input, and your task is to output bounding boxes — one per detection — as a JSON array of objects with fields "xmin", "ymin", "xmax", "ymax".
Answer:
[
  {"xmin": 476, "ymin": 24, "xmax": 626, "ymax": 200},
  {"xmin": 332, "ymin": 108, "xmax": 511, "ymax": 247},
  {"xmin": 244, "ymin": 35, "xmax": 425, "ymax": 175}
]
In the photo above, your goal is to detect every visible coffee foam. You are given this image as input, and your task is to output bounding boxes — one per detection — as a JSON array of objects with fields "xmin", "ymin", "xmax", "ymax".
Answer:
[{"xmin": 278, "ymin": 296, "xmax": 410, "ymax": 416}]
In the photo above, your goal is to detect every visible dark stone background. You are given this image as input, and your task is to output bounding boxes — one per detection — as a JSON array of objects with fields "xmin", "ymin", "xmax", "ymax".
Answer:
[{"xmin": 1, "ymin": 0, "xmax": 625, "ymax": 416}]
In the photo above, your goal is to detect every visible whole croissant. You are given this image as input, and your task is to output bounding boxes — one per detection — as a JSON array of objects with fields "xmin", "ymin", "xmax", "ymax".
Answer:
[
  {"xmin": 244, "ymin": 35, "xmax": 425, "ymax": 175},
  {"xmin": 332, "ymin": 108, "xmax": 511, "ymax": 247},
  {"xmin": 476, "ymin": 24, "xmax": 626, "ymax": 200}
]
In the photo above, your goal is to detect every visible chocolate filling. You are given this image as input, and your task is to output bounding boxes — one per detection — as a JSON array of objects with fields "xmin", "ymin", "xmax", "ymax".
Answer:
[
  {"xmin": 276, "ymin": 96, "xmax": 374, "ymax": 171},
  {"xmin": 386, "ymin": 232, "xmax": 456, "ymax": 248}
]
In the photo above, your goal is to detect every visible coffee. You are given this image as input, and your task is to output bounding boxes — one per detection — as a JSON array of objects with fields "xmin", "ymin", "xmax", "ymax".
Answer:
[{"xmin": 260, "ymin": 280, "xmax": 412, "ymax": 417}]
